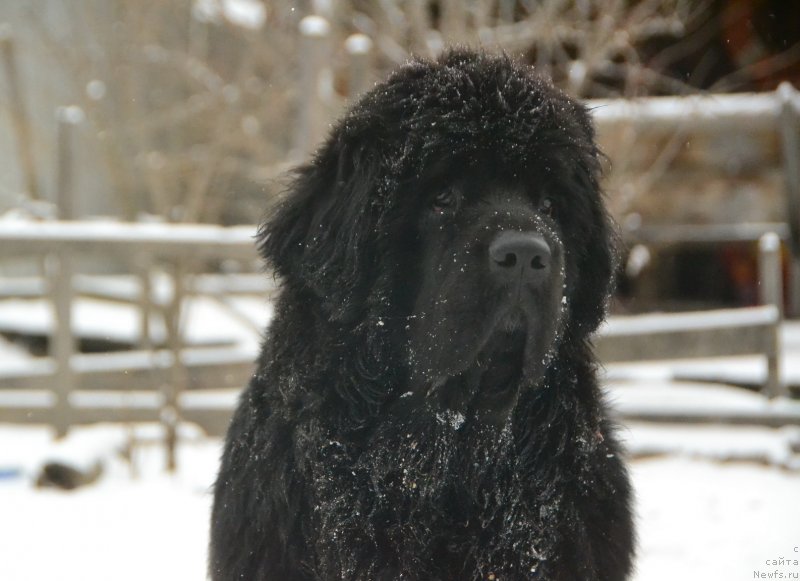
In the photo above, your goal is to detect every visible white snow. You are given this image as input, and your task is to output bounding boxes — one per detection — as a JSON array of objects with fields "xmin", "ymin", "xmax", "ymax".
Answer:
[
  {"xmin": 632, "ymin": 458, "xmax": 800, "ymax": 580},
  {"xmin": 608, "ymin": 380, "xmax": 800, "ymax": 417},
  {"xmin": 1, "ymin": 292, "xmax": 798, "ymax": 580},
  {"xmin": 599, "ymin": 306, "xmax": 778, "ymax": 335},
  {"xmin": 345, "ymin": 34, "xmax": 373, "ymax": 55},
  {"xmin": 0, "ymin": 415, "xmax": 798, "ymax": 581},
  {"xmin": 299, "ymin": 15, "xmax": 331, "ymax": 37},
  {"xmin": 192, "ymin": 0, "xmax": 267, "ymax": 30},
  {"xmin": 0, "ymin": 294, "xmax": 271, "ymax": 358},
  {"xmin": 0, "ymin": 424, "xmax": 218, "ymax": 581},
  {"xmin": 622, "ymin": 420, "xmax": 800, "ymax": 468}
]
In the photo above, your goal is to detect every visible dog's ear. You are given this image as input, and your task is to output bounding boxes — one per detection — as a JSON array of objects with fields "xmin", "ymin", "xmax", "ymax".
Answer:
[
  {"xmin": 257, "ymin": 135, "xmax": 385, "ymax": 322},
  {"xmin": 568, "ymin": 161, "xmax": 619, "ymax": 336}
]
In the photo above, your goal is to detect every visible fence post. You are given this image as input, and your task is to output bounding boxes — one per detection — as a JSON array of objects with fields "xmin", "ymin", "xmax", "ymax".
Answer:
[
  {"xmin": 56, "ymin": 106, "xmax": 84, "ymax": 219},
  {"xmin": 162, "ymin": 261, "xmax": 187, "ymax": 472},
  {"xmin": 294, "ymin": 15, "xmax": 331, "ymax": 161},
  {"xmin": 48, "ymin": 248, "xmax": 75, "ymax": 438},
  {"xmin": 440, "ymin": 0, "xmax": 466, "ymax": 43},
  {"xmin": 777, "ymin": 82, "xmax": 800, "ymax": 317},
  {"xmin": 759, "ymin": 232, "xmax": 784, "ymax": 399},
  {"xmin": 345, "ymin": 34, "xmax": 373, "ymax": 100},
  {"xmin": 0, "ymin": 25, "xmax": 40, "ymax": 201},
  {"xmin": 46, "ymin": 106, "xmax": 83, "ymax": 438},
  {"xmin": 124, "ymin": 251, "xmax": 156, "ymax": 478},
  {"xmin": 134, "ymin": 253, "xmax": 154, "ymax": 351}
]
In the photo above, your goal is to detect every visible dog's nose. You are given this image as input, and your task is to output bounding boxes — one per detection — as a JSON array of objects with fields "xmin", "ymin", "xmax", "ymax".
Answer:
[{"xmin": 488, "ymin": 231, "xmax": 551, "ymax": 285}]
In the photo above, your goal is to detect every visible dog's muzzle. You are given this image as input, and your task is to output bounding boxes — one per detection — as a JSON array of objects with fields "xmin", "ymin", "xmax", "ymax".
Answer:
[{"xmin": 488, "ymin": 231, "xmax": 552, "ymax": 295}]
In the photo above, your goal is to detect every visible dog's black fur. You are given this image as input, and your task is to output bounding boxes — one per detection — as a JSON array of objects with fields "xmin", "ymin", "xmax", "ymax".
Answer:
[{"xmin": 210, "ymin": 50, "xmax": 634, "ymax": 580}]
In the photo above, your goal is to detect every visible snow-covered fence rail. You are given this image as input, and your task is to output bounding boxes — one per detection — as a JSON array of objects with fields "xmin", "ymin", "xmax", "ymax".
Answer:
[
  {"xmin": 2, "ymin": 84, "xmax": 800, "ymax": 450},
  {"xmin": 0, "ymin": 347, "xmax": 254, "ymax": 430},
  {"xmin": 588, "ymin": 83, "xmax": 800, "ymax": 315},
  {"xmin": 0, "ymin": 221, "xmax": 258, "ymax": 258},
  {"xmin": 0, "ymin": 221, "xmax": 260, "ymax": 469},
  {"xmin": 0, "ymin": 220, "xmax": 797, "ymax": 457},
  {"xmin": 589, "ymin": 84, "xmax": 799, "ymax": 133},
  {"xmin": 595, "ymin": 233, "xmax": 783, "ymax": 395},
  {"xmin": 592, "ymin": 85, "xmax": 800, "ymax": 241},
  {"xmin": 594, "ymin": 233, "xmax": 800, "ymax": 427}
]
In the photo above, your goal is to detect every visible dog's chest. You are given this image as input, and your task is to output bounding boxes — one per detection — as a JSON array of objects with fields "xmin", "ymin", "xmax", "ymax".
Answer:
[{"xmin": 309, "ymin": 430, "xmax": 564, "ymax": 564}]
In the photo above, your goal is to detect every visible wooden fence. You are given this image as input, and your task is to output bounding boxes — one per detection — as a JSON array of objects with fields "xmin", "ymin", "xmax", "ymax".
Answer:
[
  {"xmin": 595, "ymin": 233, "xmax": 785, "ymax": 397},
  {"xmin": 2, "ymin": 80, "xmax": 800, "ymax": 468},
  {"xmin": 0, "ymin": 221, "xmax": 798, "ymax": 463},
  {"xmin": 0, "ymin": 221, "xmax": 261, "ymax": 470},
  {"xmin": 588, "ymin": 83, "xmax": 800, "ymax": 316}
]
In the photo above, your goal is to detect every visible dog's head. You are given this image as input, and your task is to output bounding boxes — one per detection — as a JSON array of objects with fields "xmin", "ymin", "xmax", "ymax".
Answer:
[{"xmin": 258, "ymin": 50, "xmax": 616, "ymax": 420}]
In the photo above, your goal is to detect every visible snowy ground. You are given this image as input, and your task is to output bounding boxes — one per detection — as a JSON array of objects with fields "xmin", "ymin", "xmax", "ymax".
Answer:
[
  {"xmin": 631, "ymin": 457, "xmax": 800, "ymax": 580},
  {"xmin": 1, "ymin": 415, "xmax": 799, "ymax": 581},
  {"xmin": 0, "ymin": 424, "xmax": 217, "ymax": 581},
  {"xmin": 1, "ymin": 295, "xmax": 799, "ymax": 580}
]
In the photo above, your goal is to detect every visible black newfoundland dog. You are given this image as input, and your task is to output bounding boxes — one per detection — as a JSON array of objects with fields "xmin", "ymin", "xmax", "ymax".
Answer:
[{"xmin": 211, "ymin": 50, "xmax": 634, "ymax": 580}]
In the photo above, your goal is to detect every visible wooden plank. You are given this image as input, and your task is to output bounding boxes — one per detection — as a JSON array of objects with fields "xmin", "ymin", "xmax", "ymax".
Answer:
[
  {"xmin": 595, "ymin": 306, "xmax": 780, "ymax": 369},
  {"xmin": 588, "ymin": 91, "xmax": 782, "ymax": 133},
  {"xmin": 0, "ymin": 405, "xmax": 234, "ymax": 437},
  {"xmin": 0, "ymin": 347, "xmax": 256, "ymax": 391},
  {"xmin": 48, "ymin": 249, "xmax": 75, "ymax": 437},
  {"xmin": 618, "ymin": 405, "xmax": 800, "ymax": 427},
  {"xmin": 0, "ymin": 222, "xmax": 258, "ymax": 260},
  {"xmin": 623, "ymin": 222, "xmax": 790, "ymax": 245},
  {"xmin": 600, "ymin": 306, "xmax": 778, "ymax": 336},
  {"xmin": 0, "ymin": 406, "xmax": 158, "ymax": 425},
  {"xmin": 595, "ymin": 323, "xmax": 776, "ymax": 363},
  {"xmin": 6, "ymin": 402, "xmax": 800, "ymax": 432},
  {"xmin": 0, "ymin": 273, "xmax": 276, "ymax": 301}
]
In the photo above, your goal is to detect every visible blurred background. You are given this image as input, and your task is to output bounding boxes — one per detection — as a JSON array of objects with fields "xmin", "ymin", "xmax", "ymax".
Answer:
[{"xmin": 0, "ymin": 1, "xmax": 799, "ymax": 580}]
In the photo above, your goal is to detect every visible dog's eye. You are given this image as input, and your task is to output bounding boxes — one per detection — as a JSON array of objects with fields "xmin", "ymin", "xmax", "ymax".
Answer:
[
  {"xmin": 432, "ymin": 189, "xmax": 456, "ymax": 213},
  {"xmin": 539, "ymin": 197, "xmax": 555, "ymax": 218}
]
